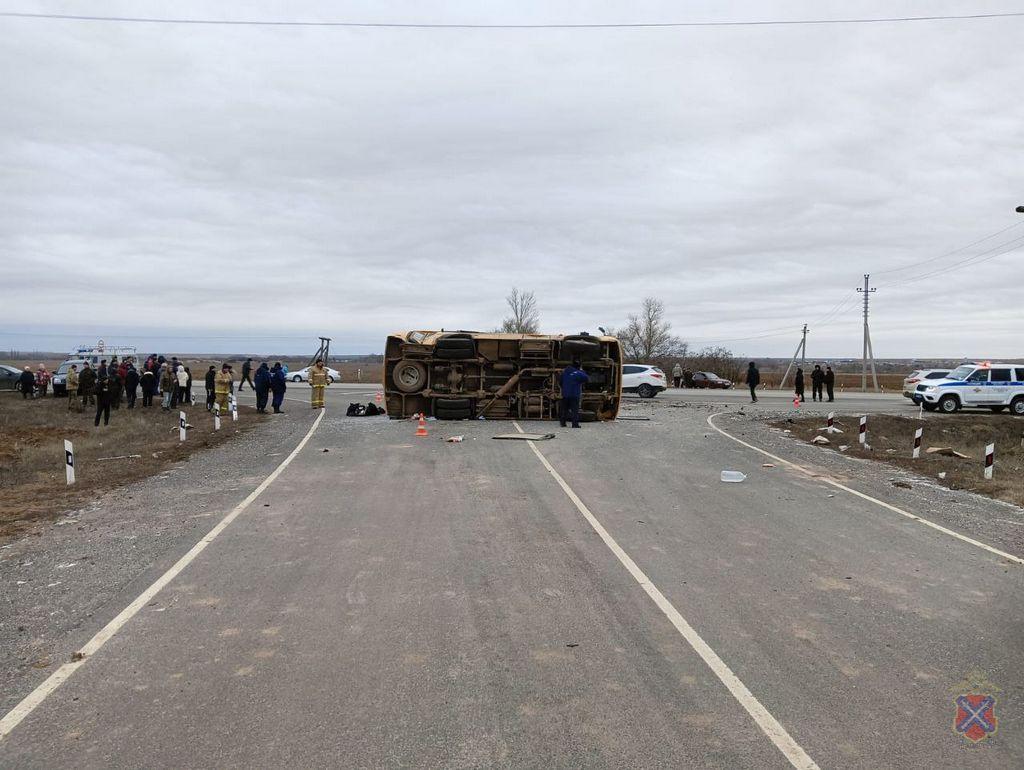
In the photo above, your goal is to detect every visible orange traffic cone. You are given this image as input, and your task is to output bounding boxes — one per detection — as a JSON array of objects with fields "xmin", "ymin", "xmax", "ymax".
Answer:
[{"xmin": 415, "ymin": 413, "xmax": 429, "ymax": 437}]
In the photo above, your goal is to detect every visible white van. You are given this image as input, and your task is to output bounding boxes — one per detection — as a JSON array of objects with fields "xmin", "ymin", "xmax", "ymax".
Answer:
[{"xmin": 918, "ymin": 363, "xmax": 1024, "ymax": 414}]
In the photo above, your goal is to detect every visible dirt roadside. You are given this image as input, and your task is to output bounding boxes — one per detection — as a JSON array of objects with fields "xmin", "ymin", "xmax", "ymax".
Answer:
[
  {"xmin": 1, "ymin": 393, "xmax": 266, "ymax": 540},
  {"xmin": 776, "ymin": 413, "xmax": 1024, "ymax": 508}
]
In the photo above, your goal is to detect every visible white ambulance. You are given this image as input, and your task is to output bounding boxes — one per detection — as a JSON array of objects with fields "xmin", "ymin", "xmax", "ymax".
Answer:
[{"xmin": 918, "ymin": 362, "xmax": 1024, "ymax": 414}]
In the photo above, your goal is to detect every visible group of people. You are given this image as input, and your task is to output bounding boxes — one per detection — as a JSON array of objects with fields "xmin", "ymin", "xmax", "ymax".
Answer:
[
  {"xmin": 19, "ymin": 354, "xmax": 332, "ymax": 428},
  {"xmin": 17, "ymin": 364, "xmax": 52, "ymax": 398},
  {"xmin": 792, "ymin": 364, "xmax": 836, "ymax": 403},
  {"xmin": 62, "ymin": 355, "xmax": 195, "ymax": 426},
  {"xmin": 743, "ymin": 361, "xmax": 836, "ymax": 403}
]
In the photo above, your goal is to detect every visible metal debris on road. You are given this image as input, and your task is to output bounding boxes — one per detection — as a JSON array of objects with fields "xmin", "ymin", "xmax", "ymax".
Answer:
[
  {"xmin": 446, "ymin": 436, "xmax": 464, "ymax": 443},
  {"xmin": 811, "ymin": 436, "xmax": 830, "ymax": 445},
  {"xmin": 493, "ymin": 433, "xmax": 555, "ymax": 441}
]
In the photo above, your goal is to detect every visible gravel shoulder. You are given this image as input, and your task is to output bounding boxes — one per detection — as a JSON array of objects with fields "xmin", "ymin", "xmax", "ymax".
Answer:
[
  {"xmin": 0, "ymin": 409, "xmax": 320, "ymax": 715},
  {"xmin": 698, "ymin": 405, "xmax": 1024, "ymax": 560}
]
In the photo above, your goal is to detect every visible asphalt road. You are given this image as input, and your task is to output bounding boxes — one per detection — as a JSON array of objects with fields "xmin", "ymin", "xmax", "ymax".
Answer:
[{"xmin": 1, "ymin": 399, "xmax": 1021, "ymax": 768}]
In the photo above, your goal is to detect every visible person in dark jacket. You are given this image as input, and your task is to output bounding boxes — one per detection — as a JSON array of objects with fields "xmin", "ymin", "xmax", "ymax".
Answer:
[
  {"xmin": 745, "ymin": 362, "xmax": 760, "ymax": 403},
  {"xmin": 18, "ymin": 367, "xmax": 35, "ymax": 398},
  {"xmin": 124, "ymin": 364, "xmax": 140, "ymax": 409},
  {"xmin": 97, "ymin": 359, "xmax": 108, "ymax": 379},
  {"xmin": 794, "ymin": 368, "xmax": 805, "ymax": 403},
  {"xmin": 239, "ymin": 358, "xmax": 254, "ymax": 392},
  {"xmin": 253, "ymin": 362, "xmax": 271, "ymax": 413},
  {"xmin": 204, "ymin": 365, "xmax": 217, "ymax": 411},
  {"xmin": 810, "ymin": 364, "xmax": 825, "ymax": 402},
  {"xmin": 78, "ymin": 362, "xmax": 96, "ymax": 407},
  {"xmin": 270, "ymin": 362, "xmax": 287, "ymax": 414},
  {"xmin": 559, "ymin": 359, "xmax": 590, "ymax": 428},
  {"xmin": 140, "ymin": 366, "xmax": 155, "ymax": 407},
  {"xmin": 94, "ymin": 375, "xmax": 112, "ymax": 427},
  {"xmin": 824, "ymin": 366, "xmax": 836, "ymax": 402},
  {"xmin": 184, "ymin": 367, "xmax": 193, "ymax": 405},
  {"xmin": 108, "ymin": 366, "xmax": 123, "ymax": 410}
]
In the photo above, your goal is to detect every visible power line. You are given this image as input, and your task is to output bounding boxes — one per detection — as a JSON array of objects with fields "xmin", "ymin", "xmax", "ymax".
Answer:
[
  {"xmin": 872, "ymin": 220, "xmax": 1024, "ymax": 276},
  {"xmin": 2, "ymin": 10, "xmax": 1024, "ymax": 29},
  {"xmin": 811, "ymin": 291, "xmax": 858, "ymax": 327},
  {"xmin": 884, "ymin": 233, "xmax": 1024, "ymax": 288},
  {"xmin": 0, "ymin": 330, "xmax": 316, "ymax": 341}
]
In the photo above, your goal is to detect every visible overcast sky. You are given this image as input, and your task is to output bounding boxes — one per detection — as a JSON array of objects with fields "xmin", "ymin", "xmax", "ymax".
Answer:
[{"xmin": 2, "ymin": 1, "xmax": 1022, "ymax": 358}]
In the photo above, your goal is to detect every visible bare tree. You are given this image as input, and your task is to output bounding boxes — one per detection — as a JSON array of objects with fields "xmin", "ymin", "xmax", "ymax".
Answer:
[
  {"xmin": 500, "ymin": 288, "xmax": 540, "ymax": 334},
  {"xmin": 617, "ymin": 297, "xmax": 687, "ymax": 361}
]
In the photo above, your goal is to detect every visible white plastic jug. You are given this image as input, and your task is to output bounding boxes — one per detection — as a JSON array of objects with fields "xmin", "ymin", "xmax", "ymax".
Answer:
[{"xmin": 720, "ymin": 470, "xmax": 746, "ymax": 483}]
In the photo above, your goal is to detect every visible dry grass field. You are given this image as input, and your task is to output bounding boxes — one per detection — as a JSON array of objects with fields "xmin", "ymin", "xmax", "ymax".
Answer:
[
  {"xmin": 779, "ymin": 413, "xmax": 1024, "ymax": 508},
  {"xmin": 0, "ymin": 392, "xmax": 264, "ymax": 539}
]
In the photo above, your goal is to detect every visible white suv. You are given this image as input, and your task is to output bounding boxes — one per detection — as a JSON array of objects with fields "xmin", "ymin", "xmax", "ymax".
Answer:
[
  {"xmin": 919, "ymin": 363, "xmax": 1024, "ymax": 414},
  {"xmin": 621, "ymin": 364, "xmax": 667, "ymax": 398}
]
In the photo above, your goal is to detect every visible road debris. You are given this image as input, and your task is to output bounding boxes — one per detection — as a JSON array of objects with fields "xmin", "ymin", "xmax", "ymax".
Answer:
[
  {"xmin": 720, "ymin": 470, "xmax": 746, "ymax": 483},
  {"xmin": 810, "ymin": 436, "xmax": 830, "ymax": 445},
  {"xmin": 927, "ymin": 447, "xmax": 971, "ymax": 459},
  {"xmin": 445, "ymin": 436, "xmax": 464, "ymax": 443},
  {"xmin": 493, "ymin": 433, "xmax": 556, "ymax": 441},
  {"xmin": 892, "ymin": 480, "xmax": 913, "ymax": 489},
  {"xmin": 762, "ymin": 463, "xmax": 776, "ymax": 468}
]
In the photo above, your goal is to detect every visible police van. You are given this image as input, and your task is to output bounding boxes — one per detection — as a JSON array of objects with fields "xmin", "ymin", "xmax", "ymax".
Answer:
[
  {"xmin": 918, "ymin": 362, "xmax": 1024, "ymax": 414},
  {"xmin": 51, "ymin": 341, "xmax": 138, "ymax": 396}
]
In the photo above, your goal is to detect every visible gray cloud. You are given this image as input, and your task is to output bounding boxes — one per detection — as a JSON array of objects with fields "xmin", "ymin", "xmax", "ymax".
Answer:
[{"xmin": 2, "ymin": 1, "xmax": 1023, "ymax": 356}]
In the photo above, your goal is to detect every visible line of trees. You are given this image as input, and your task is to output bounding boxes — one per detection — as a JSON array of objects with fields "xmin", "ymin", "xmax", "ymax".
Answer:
[{"xmin": 494, "ymin": 290, "xmax": 740, "ymax": 381}]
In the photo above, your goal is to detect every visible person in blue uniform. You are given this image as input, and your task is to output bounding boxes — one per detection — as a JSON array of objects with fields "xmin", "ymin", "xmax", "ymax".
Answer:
[{"xmin": 559, "ymin": 359, "xmax": 589, "ymax": 428}]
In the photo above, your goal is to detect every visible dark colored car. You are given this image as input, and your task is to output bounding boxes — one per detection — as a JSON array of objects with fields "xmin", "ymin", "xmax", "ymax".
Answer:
[
  {"xmin": 0, "ymin": 364, "xmax": 23, "ymax": 391},
  {"xmin": 691, "ymin": 371, "xmax": 732, "ymax": 389}
]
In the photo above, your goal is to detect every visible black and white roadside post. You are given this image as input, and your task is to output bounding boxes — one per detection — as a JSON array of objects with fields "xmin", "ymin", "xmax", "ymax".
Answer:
[
  {"xmin": 214, "ymin": 403, "xmax": 221, "ymax": 431},
  {"xmin": 984, "ymin": 443, "xmax": 994, "ymax": 480},
  {"xmin": 179, "ymin": 411, "xmax": 186, "ymax": 442},
  {"xmin": 64, "ymin": 439, "xmax": 75, "ymax": 485},
  {"xmin": 858, "ymin": 415, "xmax": 867, "ymax": 447},
  {"xmin": 827, "ymin": 412, "xmax": 835, "ymax": 433},
  {"xmin": 912, "ymin": 427, "xmax": 923, "ymax": 459},
  {"xmin": 230, "ymin": 393, "xmax": 238, "ymax": 422}
]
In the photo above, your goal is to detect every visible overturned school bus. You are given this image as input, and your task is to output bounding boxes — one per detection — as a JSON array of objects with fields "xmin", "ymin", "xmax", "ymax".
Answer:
[{"xmin": 384, "ymin": 331, "xmax": 622, "ymax": 421}]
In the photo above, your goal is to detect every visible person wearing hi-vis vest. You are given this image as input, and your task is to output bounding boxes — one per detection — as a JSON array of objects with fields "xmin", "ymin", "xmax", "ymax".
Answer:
[
  {"xmin": 215, "ymin": 364, "xmax": 234, "ymax": 413},
  {"xmin": 308, "ymin": 359, "xmax": 328, "ymax": 409}
]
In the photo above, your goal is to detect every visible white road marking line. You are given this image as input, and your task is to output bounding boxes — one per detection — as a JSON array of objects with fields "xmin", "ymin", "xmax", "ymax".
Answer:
[
  {"xmin": 511, "ymin": 421, "xmax": 819, "ymax": 770},
  {"xmin": 706, "ymin": 412, "xmax": 1023, "ymax": 566},
  {"xmin": 0, "ymin": 410, "xmax": 327, "ymax": 742}
]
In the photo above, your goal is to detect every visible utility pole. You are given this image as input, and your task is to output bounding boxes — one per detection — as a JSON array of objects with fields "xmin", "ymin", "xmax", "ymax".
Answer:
[
  {"xmin": 778, "ymin": 324, "xmax": 809, "ymax": 390},
  {"xmin": 857, "ymin": 275, "xmax": 879, "ymax": 392}
]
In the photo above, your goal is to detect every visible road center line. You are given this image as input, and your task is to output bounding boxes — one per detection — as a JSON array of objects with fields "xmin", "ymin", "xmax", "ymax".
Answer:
[
  {"xmin": 0, "ymin": 409, "xmax": 327, "ymax": 742},
  {"xmin": 511, "ymin": 421, "xmax": 819, "ymax": 770},
  {"xmin": 706, "ymin": 412, "xmax": 1023, "ymax": 566}
]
